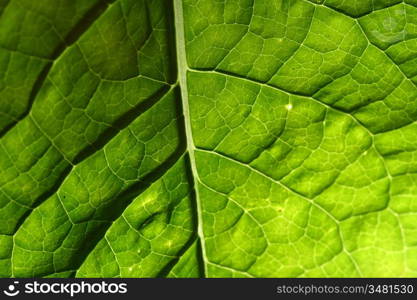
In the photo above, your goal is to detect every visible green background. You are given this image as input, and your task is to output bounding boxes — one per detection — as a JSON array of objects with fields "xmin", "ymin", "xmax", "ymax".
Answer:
[{"xmin": 0, "ymin": 0, "xmax": 417, "ymax": 277}]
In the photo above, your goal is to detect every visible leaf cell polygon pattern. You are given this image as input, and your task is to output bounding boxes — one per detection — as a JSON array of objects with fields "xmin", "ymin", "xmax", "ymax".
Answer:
[{"xmin": 0, "ymin": 0, "xmax": 416, "ymax": 278}]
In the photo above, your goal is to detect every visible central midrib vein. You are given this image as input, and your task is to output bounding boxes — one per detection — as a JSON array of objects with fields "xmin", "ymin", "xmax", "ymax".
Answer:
[{"xmin": 173, "ymin": 0, "xmax": 209, "ymax": 277}]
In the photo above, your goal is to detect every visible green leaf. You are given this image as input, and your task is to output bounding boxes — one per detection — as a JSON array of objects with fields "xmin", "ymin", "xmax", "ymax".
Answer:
[{"xmin": 1, "ymin": 0, "xmax": 417, "ymax": 278}]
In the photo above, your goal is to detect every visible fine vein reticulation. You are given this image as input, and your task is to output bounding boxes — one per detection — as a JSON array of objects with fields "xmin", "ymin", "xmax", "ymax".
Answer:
[{"xmin": 1, "ymin": 0, "xmax": 417, "ymax": 278}]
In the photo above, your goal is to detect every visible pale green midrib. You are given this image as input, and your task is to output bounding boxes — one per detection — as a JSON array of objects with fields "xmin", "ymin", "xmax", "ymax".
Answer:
[{"xmin": 173, "ymin": 0, "xmax": 208, "ymax": 277}]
